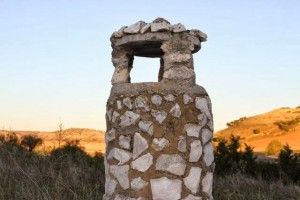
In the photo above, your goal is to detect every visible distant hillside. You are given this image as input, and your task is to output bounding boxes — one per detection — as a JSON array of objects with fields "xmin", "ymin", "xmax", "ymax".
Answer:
[
  {"xmin": 216, "ymin": 106, "xmax": 300, "ymax": 152},
  {"xmin": 0, "ymin": 128, "xmax": 105, "ymax": 154}
]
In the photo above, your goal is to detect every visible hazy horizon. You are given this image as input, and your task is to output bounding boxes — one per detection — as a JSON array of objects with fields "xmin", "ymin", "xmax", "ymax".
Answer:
[{"xmin": 1, "ymin": 1, "xmax": 299, "ymax": 132}]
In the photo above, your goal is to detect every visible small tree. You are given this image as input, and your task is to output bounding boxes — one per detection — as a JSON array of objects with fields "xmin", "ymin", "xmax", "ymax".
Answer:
[
  {"xmin": 56, "ymin": 119, "xmax": 65, "ymax": 148},
  {"xmin": 265, "ymin": 140, "xmax": 282, "ymax": 155},
  {"xmin": 20, "ymin": 135, "xmax": 43, "ymax": 152}
]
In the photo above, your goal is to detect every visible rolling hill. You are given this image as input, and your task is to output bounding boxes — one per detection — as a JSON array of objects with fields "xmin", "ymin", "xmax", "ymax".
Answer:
[
  {"xmin": 0, "ymin": 128, "xmax": 105, "ymax": 154},
  {"xmin": 215, "ymin": 106, "xmax": 300, "ymax": 152}
]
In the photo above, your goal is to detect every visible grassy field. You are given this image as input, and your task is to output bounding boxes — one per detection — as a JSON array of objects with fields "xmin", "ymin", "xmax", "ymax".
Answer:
[{"xmin": 0, "ymin": 141, "xmax": 300, "ymax": 200}]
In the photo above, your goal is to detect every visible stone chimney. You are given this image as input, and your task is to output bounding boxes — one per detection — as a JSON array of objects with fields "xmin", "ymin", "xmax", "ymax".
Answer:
[{"xmin": 104, "ymin": 18, "xmax": 214, "ymax": 200}]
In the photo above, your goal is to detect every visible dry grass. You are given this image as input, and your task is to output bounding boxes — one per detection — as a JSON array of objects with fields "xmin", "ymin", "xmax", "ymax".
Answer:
[{"xmin": 214, "ymin": 174, "xmax": 300, "ymax": 200}]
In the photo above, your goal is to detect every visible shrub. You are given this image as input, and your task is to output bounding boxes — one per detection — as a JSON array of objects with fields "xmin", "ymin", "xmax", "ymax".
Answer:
[
  {"xmin": 279, "ymin": 145, "xmax": 300, "ymax": 183},
  {"xmin": 226, "ymin": 117, "xmax": 247, "ymax": 127},
  {"xmin": 265, "ymin": 140, "xmax": 283, "ymax": 155},
  {"xmin": 20, "ymin": 135, "xmax": 43, "ymax": 152},
  {"xmin": 253, "ymin": 129, "xmax": 260, "ymax": 134}
]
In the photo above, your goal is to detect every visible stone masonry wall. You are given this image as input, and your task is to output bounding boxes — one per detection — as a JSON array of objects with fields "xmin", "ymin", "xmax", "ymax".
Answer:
[{"xmin": 104, "ymin": 18, "xmax": 214, "ymax": 200}]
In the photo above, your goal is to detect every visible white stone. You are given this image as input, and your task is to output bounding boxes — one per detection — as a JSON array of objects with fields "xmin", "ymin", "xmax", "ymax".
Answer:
[
  {"xmin": 184, "ymin": 167, "xmax": 202, "ymax": 194},
  {"xmin": 135, "ymin": 96, "xmax": 149, "ymax": 111},
  {"xmin": 150, "ymin": 177, "xmax": 182, "ymax": 200},
  {"xmin": 106, "ymin": 128, "xmax": 116, "ymax": 143},
  {"xmin": 165, "ymin": 53, "xmax": 191, "ymax": 65},
  {"xmin": 106, "ymin": 108, "xmax": 113, "ymax": 121},
  {"xmin": 111, "ymin": 67, "xmax": 129, "ymax": 84},
  {"xmin": 124, "ymin": 21, "xmax": 144, "ymax": 34},
  {"xmin": 138, "ymin": 120, "xmax": 153, "ymax": 135},
  {"xmin": 197, "ymin": 113, "xmax": 208, "ymax": 128},
  {"xmin": 150, "ymin": 21, "xmax": 170, "ymax": 32},
  {"xmin": 172, "ymin": 23, "xmax": 186, "ymax": 33},
  {"xmin": 119, "ymin": 135, "xmax": 131, "ymax": 150},
  {"xmin": 189, "ymin": 140, "xmax": 202, "ymax": 162},
  {"xmin": 133, "ymin": 132, "xmax": 148, "ymax": 159},
  {"xmin": 117, "ymin": 100, "xmax": 122, "ymax": 110},
  {"xmin": 164, "ymin": 94, "xmax": 175, "ymax": 101},
  {"xmin": 156, "ymin": 154, "xmax": 186, "ymax": 176},
  {"xmin": 208, "ymin": 119, "xmax": 214, "ymax": 131},
  {"xmin": 203, "ymin": 143, "xmax": 214, "ymax": 166},
  {"xmin": 112, "ymin": 111, "xmax": 120, "ymax": 123},
  {"xmin": 110, "ymin": 165, "xmax": 129, "ymax": 189},
  {"xmin": 151, "ymin": 110, "xmax": 167, "ymax": 124},
  {"xmin": 202, "ymin": 172, "xmax": 213, "ymax": 197},
  {"xmin": 105, "ymin": 176, "xmax": 117, "ymax": 196},
  {"xmin": 185, "ymin": 123, "xmax": 201, "ymax": 137},
  {"xmin": 107, "ymin": 148, "xmax": 131, "ymax": 165},
  {"xmin": 119, "ymin": 111, "xmax": 140, "ymax": 127},
  {"xmin": 183, "ymin": 94, "xmax": 193, "ymax": 104},
  {"xmin": 170, "ymin": 103, "xmax": 181, "ymax": 118},
  {"xmin": 163, "ymin": 67, "xmax": 194, "ymax": 80},
  {"xmin": 195, "ymin": 97, "xmax": 212, "ymax": 119},
  {"xmin": 112, "ymin": 26, "xmax": 126, "ymax": 38},
  {"xmin": 123, "ymin": 97, "xmax": 133, "ymax": 109},
  {"xmin": 178, "ymin": 135, "xmax": 187, "ymax": 153},
  {"xmin": 140, "ymin": 23, "xmax": 151, "ymax": 34},
  {"xmin": 114, "ymin": 194, "xmax": 145, "ymax": 200},
  {"xmin": 183, "ymin": 194, "xmax": 202, "ymax": 200},
  {"xmin": 131, "ymin": 153, "xmax": 153, "ymax": 172},
  {"xmin": 131, "ymin": 177, "xmax": 148, "ymax": 191},
  {"xmin": 202, "ymin": 128, "xmax": 213, "ymax": 145},
  {"xmin": 151, "ymin": 138, "xmax": 169, "ymax": 151},
  {"xmin": 151, "ymin": 95, "xmax": 162, "ymax": 106}
]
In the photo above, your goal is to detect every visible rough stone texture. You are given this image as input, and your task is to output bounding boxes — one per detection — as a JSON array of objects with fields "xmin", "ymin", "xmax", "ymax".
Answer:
[
  {"xmin": 170, "ymin": 103, "xmax": 181, "ymax": 118},
  {"xmin": 201, "ymin": 128, "xmax": 213, "ymax": 145},
  {"xmin": 150, "ymin": 177, "xmax": 182, "ymax": 200},
  {"xmin": 131, "ymin": 177, "xmax": 148, "ymax": 191},
  {"xmin": 189, "ymin": 140, "xmax": 202, "ymax": 162},
  {"xmin": 172, "ymin": 23, "xmax": 186, "ymax": 33},
  {"xmin": 151, "ymin": 95, "xmax": 162, "ymax": 106},
  {"xmin": 135, "ymin": 96, "xmax": 150, "ymax": 111},
  {"xmin": 151, "ymin": 138, "xmax": 169, "ymax": 151},
  {"xmin": 178, "ymin": 135, "xmax": 187, "ymax": 153},
  {"xmin": 106, "ymin": 128, "xmax": 116, "ymax": 143},
  {"xmin": 131, "ymin": 153, "xmax": 153, "ymax": 172},
  {"xmin": 107, "ymin": 148, "xmax": 131, "ymax": 165},
  {"xmin": 203, "ymin": 143, "xmax": 214, "ymax": 167},
  {"xmin": 133, "ymin": 132, "xmax": 148, "ymax": 159},
  {"xmin": 183, "ymin": 194, "xmax": 202, "ymax": 200},
  {"xmin": 138, "ymin": 121, "xmax": 153, "ymax": 136},
  {"xmin": 105, "ymin": 18, "xmax": 213, "ymax": 199},
  {"xmin": 155, "ymin": 154, "xmax": 186, "ymax": 175},
  {"xmin": 110, "ymin": 165, "xmax": 130, "ymax": 189},
  {"xmin": 185, "ymin": 123, "xmax": 201, "ymax": 137},
  {"xmin": 119, "ymin": 111, "xmax": 140, "ymax": 127},
  {"xmin": 184, "ymin": 167, "xmax": 202, "ymax": 194},
  {"xmin": 202, "ymin": 172, "xmax": 213, "ymax": 198},
  {"xmin": 123, "ymin": 97, "xmax": 133, "ymax": 109},
  {"xmin": 183, "ymin": 94, "xmax": 193, "ymax": 104},
  {"xmin": 112, "ymin": 111, "xmax": 120, "ymax": 123},
  {"xmin": 105, "ymin": 176, "xmax": 117, "ymax": 196},
  {"xmin": 124, "ymin": 21, "xmax": 145, "ymax": 34},
  {"xmin": 164, "ymin": 94, "xmax": 175, "ymax": 101},
  {"xmin": 119, "ymin": 135, "xmax": 131, "ymax": 150},
  {"xmin": 195, "ymin": 97, "xmax": 212, "ymax": 119},
  {"xmin": 151, "ymin": 110, "xmax": 167, "ymax": 124}
]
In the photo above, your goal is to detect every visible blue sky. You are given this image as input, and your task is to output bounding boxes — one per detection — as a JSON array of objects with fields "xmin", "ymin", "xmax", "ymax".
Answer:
[{"xmin": 0, "ymin": 1, "xmax": 299, "ymax": 131}]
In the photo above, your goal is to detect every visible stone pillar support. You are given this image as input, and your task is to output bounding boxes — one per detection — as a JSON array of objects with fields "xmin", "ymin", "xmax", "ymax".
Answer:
[{"xmin": 104, "ymin": 18, "xmax": 213, "ymax": 200}]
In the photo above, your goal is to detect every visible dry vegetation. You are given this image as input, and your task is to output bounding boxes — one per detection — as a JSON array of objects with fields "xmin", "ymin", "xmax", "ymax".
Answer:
[
  {"xmin": 216, "ymin": 106, "xmax": 300, "ymax": 152},
  {"xmin": 0, "ymin": 128, "xmax": 105, "ymax": 155}
]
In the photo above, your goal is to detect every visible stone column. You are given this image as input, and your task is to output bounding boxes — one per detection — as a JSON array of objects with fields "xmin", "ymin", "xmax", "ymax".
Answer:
[{"xmin": 104, "ymin": 18, "xmax": 214, "ymax": 200}]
